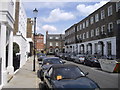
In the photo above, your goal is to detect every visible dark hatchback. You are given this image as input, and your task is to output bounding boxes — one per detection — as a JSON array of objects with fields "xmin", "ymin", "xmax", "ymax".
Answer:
[
  {"xmin": 84, "ymin": 57, "xmax": 101, "ymax": 67},
  {"xmin": 38, "ymin": 57, "xmax": 65, "ymax": 81},
  {"xmin": 37, "ymin": 53, "xmax": 46, "ymax": 61},
  {"xmin": 42, "ymin": 64, "xmax": 100, "ymax": 89}
]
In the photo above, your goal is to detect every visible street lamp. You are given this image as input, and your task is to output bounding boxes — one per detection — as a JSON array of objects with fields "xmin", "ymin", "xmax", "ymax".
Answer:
[{"xmin": 33, "ymin": 8, "xmax": 38, "ymax": 71}]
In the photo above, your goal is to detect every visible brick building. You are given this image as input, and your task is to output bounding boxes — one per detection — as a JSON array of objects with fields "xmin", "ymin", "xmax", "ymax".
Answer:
[
  {"xmin": 46, "ymin": 31, "xmax": 65, "ymax": 55},
  {"xmin": 65, "ymin": 1, "xmax": 120, "ymax": 61},
  {"xmin": 35, "ymin": 33, "xmax": 44, "ymax": 52}
]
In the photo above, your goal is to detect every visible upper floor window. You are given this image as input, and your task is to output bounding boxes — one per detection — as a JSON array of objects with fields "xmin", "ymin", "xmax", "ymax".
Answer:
[
  {"xmin": 101, "ymin": 10, "xmax": 105, "ymax": 19},
  {"xmin": 79, "ymin": 34, "xmax": 82, "ymax": 39},
  {"xmin": 77, "ymin": 25, "xmax": 79, "ymax": 31},
  {"xmin": 90, "ymin": 17, "xmax": 94, "ymax": 24},
  {"xmin": 86, "ymin": 32, "xmax": 89, "ymax": 38},
  {"xmin": 108, "ymin": 22, "xmax": 113, "ymax": 32},
  {"xmin": 91, "ymin": 29, "xmax": 94, "ymax": 37},
  {"xmin": 83, "ymin": 22, "xmax": 85, "ymax": 29},
  {"xmin": 55, "ymin": 37, "xmax": 59, "ymax": 39},
  {"xmin": 116, "ymin": 1, "xmax": 120, "ymax": 12},
  {"xmin": 117, "ymin": 19, "xmax": 120, "ymax": 24},
  {"xmin": 83, "ymin": 33, "xmax": 86, "ymax": 39},
  {"xmin": 95, "ymin": 27, "xmax": 100, "ymax": 36},
  {"xmin": 56, "ymin": 42, "xmax": 58, "ymax": 46},
  {"xmin": 79, "ymin": 24, "xmax": 82, "ymax": 30},
  {"xmin": 101, "ymin": 25, "xmax": 105, "ymax": 34},
  {"xmin": 50, "ymin": 37, "xmax": 53, "ymax": 39},
  {"xmin": 95, "ymin": 14, "xmax": 99, "ymax": 22},
  {"xmin": 86, "ymin": 20, "xmax": 89, "ymax": 27},
  {"xmin": 50, "ymin": 42, "xmax": 52, "ymax": 46},
  {"xmin": 108, "ymin": 5, "xmax": 113, "ymax": 16}
]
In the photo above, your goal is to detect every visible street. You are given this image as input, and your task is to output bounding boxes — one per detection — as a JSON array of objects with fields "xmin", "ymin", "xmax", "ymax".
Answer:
[{"xmin": 63, "ymin": 59, "xmax": 119, "ymax": 88}]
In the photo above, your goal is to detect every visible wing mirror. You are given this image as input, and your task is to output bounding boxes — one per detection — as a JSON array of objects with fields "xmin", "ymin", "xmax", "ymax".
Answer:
[
  {"xmin": 45, "ymin": 75, "xmax": 50, "ymax": 79},
  {"xmin": 84, "ymin": 72, "xmax": 89, "ymax": 76}
]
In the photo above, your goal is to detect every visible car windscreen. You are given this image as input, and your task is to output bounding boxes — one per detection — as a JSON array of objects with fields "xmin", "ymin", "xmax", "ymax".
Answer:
[
  {"xmin": 43, "ymin": 58, "xmax": 62, "ymax": 65},
  {"xmin": 53, "ymin": 66, "xmax": 85, "ymax": 80}
]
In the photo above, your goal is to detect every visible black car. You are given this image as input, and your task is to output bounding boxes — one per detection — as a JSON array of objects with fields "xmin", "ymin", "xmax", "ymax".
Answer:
[
  {"xmin": 37, "ymin": 53, "xmax": 46, "ymax": 61},
  {"xmin": 84, "ymin": 57, "xmax": 101, "ymax": 67},
  {"xmin": 39, "ymin": 57, "xmax": 65, "ymax": 81},
  {"xmin": 42, "ymin": 64, "xmax": 100, "ymax": 89}
]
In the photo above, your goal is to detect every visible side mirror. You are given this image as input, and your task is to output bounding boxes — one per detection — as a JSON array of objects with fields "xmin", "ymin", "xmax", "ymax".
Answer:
[
  {"xmin": 45, "ymin": 75, "xmax": 50, "ymax": 79},
  {"xmin": 84, "ymin": 72, "xmax": 89, "ymax": 76},
  {"xmin": 62, "ymin": 61, "xmax": 66, "ymax": 64}
]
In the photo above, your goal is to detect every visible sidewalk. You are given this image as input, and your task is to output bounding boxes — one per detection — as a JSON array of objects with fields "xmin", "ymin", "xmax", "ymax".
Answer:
[{"xmin": 2, "ymin": 56, "xmax": 41, "ymax": 89}]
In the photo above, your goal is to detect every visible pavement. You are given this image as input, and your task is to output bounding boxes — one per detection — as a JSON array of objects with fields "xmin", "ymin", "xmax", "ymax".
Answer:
[{"xmin": 2, "ymin": 56, "xmax": 41, "ymax": 89}]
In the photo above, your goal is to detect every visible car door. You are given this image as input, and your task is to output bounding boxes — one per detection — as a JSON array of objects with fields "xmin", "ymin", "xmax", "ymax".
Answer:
[{"xmin": 45, "ymin": 67, "xmax": 53, "ymax": 88}]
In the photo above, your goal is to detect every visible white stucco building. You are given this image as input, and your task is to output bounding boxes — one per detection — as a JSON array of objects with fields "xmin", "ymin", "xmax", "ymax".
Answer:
[
  {"xmin": 0, "ymin": 0, "xmax": 16, "ymax": 88},
  {"xmin": 13, "ymin": 0, "xmax": 28, "ymax": 69}
]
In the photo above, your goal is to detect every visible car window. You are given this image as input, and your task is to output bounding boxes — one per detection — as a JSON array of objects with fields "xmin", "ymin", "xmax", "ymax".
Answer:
[
  {"xmin": 48, "ymin": 68, "xmax": 53, "ymax": 77},
  {"xmin": 53, "ymin": 66, "xmax": 85, "ymax": 80}
]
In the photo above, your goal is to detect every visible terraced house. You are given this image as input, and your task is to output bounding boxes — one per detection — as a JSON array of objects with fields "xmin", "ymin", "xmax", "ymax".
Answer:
[
  {"xmin": 46, "ymin": 31, "xmax": 65, "ymax": 55},
  {"xmin": 65, "ymin": 1, "xmax": 120, "ymax": 60}
]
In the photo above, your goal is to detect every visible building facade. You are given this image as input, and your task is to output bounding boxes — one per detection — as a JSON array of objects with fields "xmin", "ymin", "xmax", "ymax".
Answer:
[
  {"xmin": 26, "ymin": 18, "xmax": 33, "ymax": 57},
  {"xmin": 46, "ymin": 31, "xmax": 65, "ymax": 55},
  {"xmin": 13, "ymin": 0, "xmax": 28, "ymax": 70},
  {"xmin": 65, "ymin": 1, "xmax": 120, "ymax": 60},
  {"xmin": 0, "ymin": 0, "xmax": 16, "ymax": 88},
  {"xmin": 35, "ymin": 33, "xmax": 44, "ymax": 52}
]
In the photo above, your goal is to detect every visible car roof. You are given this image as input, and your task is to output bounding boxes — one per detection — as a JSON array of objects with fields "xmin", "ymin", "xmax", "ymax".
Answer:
[
  {"xmin": 44, "ymin": 57, "xmax": 59, "ymax": 59},
  {"xmin": 51, "ymin": 64, "xmax": 78, "ymax": 69}
]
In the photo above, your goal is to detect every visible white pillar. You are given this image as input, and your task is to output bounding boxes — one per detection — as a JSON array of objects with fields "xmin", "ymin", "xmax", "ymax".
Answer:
[
  {"xmin": 104, "ymin": 42, "xmax": 107, "ymax": 56},
  {"xmin": 92, "ymin": 43, "xmax": 95, "ymax": 55},
  {"xmin": 7, "ymin": 30, "xmax": 14, "ymax": 75},
  {"xmin": 0, "ymin": 23, "xmax": 7, "ymax": 85},
  {"xmin": 84, "ymin": 44, "xmax": 86, "ymax": 54}
]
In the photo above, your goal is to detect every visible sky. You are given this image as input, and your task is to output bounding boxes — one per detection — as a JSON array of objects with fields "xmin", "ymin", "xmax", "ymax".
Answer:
[{"xmin": 22, "ymin": 0, "xmax": 110, "ymax": 40}]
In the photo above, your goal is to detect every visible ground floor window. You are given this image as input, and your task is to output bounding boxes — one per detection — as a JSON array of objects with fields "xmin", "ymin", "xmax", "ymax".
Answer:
[{"xmin": 49, "ymin": 48, "xmax": 53, "ymax": 53}]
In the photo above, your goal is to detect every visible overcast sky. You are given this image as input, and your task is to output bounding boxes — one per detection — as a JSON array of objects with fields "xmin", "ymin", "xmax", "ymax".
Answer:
[{"xmin": 23, "ymin": 0, "xmax": 109, "ymax": 38}]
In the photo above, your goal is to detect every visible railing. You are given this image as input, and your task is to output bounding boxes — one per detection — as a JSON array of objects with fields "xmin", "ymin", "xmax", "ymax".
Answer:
[{"xmin": 0, "ymin": 58, "xmax": 2, "ymax": 85}]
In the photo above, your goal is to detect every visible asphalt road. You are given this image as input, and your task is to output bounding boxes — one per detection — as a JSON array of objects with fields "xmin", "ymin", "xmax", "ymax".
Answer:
[{"xmin": 64, "ymin": 60, "xmax": 119, "ymax": 89}]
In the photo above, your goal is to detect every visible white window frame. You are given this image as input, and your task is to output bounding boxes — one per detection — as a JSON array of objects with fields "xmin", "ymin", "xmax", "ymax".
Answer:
[
  {"xmin": 91, "ymin": 30, "xmax": 94, "ymax": 37},
  {"xmin": 101, "ymin": 25, "xmax": 105, "ymax": 34},
  {"xmin": 101, "ymin": 10, "xmax": 105, "ymax": 19},
  {"xmin": 90, "ymin": 17, "xmax": 94, "ymax": 24},
  {"xmin": 83, "ymin": 22, "xmax": 85, "ymax": 29},
  {"xmin": 50, "ymin": 37, "xmax": 53, "ymax": 39},
  {"xmin": 86, "ymin": 20, "xmax": 89, "ymax": 27},
  {"xmin": 95, "ymin": 14, "xmax": 99, "ymax": 22},
  {"xmin": 79, "ymin": 24, "xmax": 82, "ymax": 30},
  {"xmin": 116, "ymin": 1, "xmax": 120, "ymax": 12},
  {"xmin": 83, "ymin": 33, "xmax": 86, "ymax": 39},
  {"xmin": 108, "ymin": 5, "xmax": 113, "ymax": 16},
  {"xmin": 55, "ymin": 37, "xmax": 59, "ymax": 39},
  {"xmin": 95, "ymin": 27, "xmax": 99, "ymax": 36},
  {"xmin": 50, "ymin": 42, "xmax": 52, "ymax": 46},
  {"xmin": 108, "ymin": 22, "xmax": 113, "ymax": 32},
  {"xmin": 86, "ymin": 32, "xmax": 89, "ymax": 38}
]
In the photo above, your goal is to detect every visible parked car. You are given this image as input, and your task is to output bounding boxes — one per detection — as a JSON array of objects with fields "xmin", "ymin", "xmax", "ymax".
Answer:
[
  {"xmin": 74, "ymin": 54, "xmax": 86, "ymax": 64},
  {"xmin": 42, "ymin": 64, "xmax": 100, "ymax": 89},
  {"xmin": 67, "ymin": 53, "xmax": 76, "ymax": 61},
  {"xmin": 62, "ymin": 53, "xmax": 69, "ymax": 60},
  {"xmin": 38, "ymin": 57, "xmax": 65, "ymax": 81},
  {"xmin": 37, "ymin": 53, "xmax": 46, "ymax": 61},
  {"xmin": 84, "ymin": 56, "xmax": 101, "ymax": 67}
]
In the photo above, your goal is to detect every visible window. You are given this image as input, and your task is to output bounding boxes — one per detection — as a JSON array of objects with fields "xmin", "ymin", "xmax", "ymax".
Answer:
[
  {"xmin": 50, "ymin": 37, "xmax": 53, "ymax": 39},
  {"xmin": 79, "ymin": 34, "xmax": 82, "ymax": 39},
  {"xmin": 108, "ymin": 5, "xmax": 113, "ymax": 16},
  {"xmin": 55, "ymin": 37, "xmax": 59, "ymax": 39},
  {"xmin": 79, "ymin": 24, "xmax": 82, "ymax": 30},
  {"xmin": 95, "ymin": 27, "xmax": 99, "ymax": 36},
  {"xmin": 77, "ymin": 25, "xmax": 79, "ymax": 31},
  {"xmin": 83, "ymin": 33, "xmax": 86, "ymax": 39},
  {"xmin": 117, "ymin": 19, "xmax": 120, "ymax": 24},
  {"xmin": 101, "ymin": 10, "xmax": 105, "ymax": 19},
  {"xmin": 56, "ymin": 42, "xmax": 58, "ymax": 46},
  {"xmin": 108, "ymin": 22, "xmax": 113, "ymax": 32},
  {"xmin": 86, "ymin": 20, "xmax": 89, "ymax": 27},
  {"xmin": 49, "ymin": 48, "xmax": 53, "ymax": 53},
  {"xmin": 107, "ymin": 41, "xmax": 112, "ymax": 56},
  {"xmin": 91, "ymin": 30, "xmax": 94, "ymax": 37},
  {"xmin": 95, "ymin": 14, "xmax": 99, "ymax": 22},
  {"xmin": 50, "ymin": 42, "xmax": 52, "ymax": 46},
  {"xmin": 90, "ymin": 17, "xmax": 94, "ymax": 24},
  {"xmin": 86, "ymin": 32, "xmax": 89, "ymax": 38},
  {"xmin": 116, "ymin": 1, "xmax": 120, "ymax": 12},
  {"xmin": 83, "ymin": 22, "xmax": 85, "ymax": 29},
  {"xmin": 101, "ymin": 25, "xmax": 105, "ymax": 34}
]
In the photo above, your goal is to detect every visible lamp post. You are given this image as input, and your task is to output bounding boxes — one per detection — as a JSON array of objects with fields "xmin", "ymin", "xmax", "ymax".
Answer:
[{"xmin": 33, "ymin": 8, "xmax": 38, "ymax": 71}]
